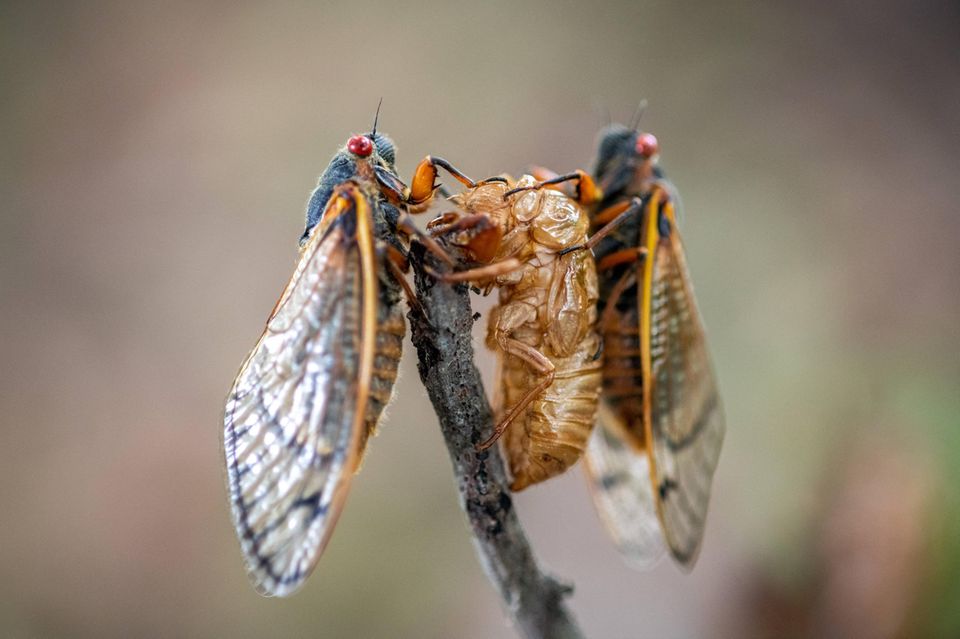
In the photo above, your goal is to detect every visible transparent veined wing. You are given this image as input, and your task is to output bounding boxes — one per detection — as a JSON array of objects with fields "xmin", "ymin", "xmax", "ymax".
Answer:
[
  {"xmin": 222, "ymin": 184, "xmax": 378, "ymax": 596},
  {"xmin": 584, "ymin": 403, "xmax": 667, "ymax": 568},
  {"xmin": 641, "ymin": 188, "xmax": 725, "ymax": 567}
]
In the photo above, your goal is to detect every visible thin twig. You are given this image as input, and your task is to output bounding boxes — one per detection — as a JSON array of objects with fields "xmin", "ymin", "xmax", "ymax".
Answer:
[{"xmin": 407, "ymin": 244, "xmax": 584, "ymax": 639}]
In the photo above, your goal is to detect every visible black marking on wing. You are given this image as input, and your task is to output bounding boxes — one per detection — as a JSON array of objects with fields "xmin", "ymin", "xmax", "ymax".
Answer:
[
  {"xmin": 583, "ymin": 407, "xmax": 667, "ymax": 568},
  {"xmin": 223, "ymin": 208, "xmax": 371, "ymax": 596},
  {"xmin": 658, "ymin": 477, "xmax": 679, "ymax": 500},
  {"xmin": 647, "ymin": 231, "xmax": 725, "ymax": 568}
]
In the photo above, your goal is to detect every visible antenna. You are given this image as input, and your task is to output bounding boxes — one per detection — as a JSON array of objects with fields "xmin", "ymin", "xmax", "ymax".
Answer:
[
  {"xmin": 592, "ymin": 98, "xmax": 612, "ymax": 127},
  {"xmin": 630, "ymin": 99, "xmax": 648, "ymax": 130},
  {"xmin": 371, "ymin": 97, "xmax": 383, "ymax": 137}
]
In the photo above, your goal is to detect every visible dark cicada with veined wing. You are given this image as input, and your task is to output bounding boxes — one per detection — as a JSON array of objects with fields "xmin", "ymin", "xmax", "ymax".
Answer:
[
  {"xmin": 583, "ymin": 123, "xmax": 725, "ymax": 569},
  {"xmin": 221, "ymin": 123, "xmax": 456, "ymax": 596}
]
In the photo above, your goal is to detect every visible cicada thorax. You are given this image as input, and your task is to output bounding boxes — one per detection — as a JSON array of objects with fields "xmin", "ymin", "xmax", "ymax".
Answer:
[{"xmin": 450, "ymin": 176, "xmax": 602, "ymax": 491}]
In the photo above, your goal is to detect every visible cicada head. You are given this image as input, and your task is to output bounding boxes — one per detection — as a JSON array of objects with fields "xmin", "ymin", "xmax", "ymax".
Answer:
[
  {"xmin": 593, "ymin": 123, "xmax": 660, "ymax": 201},
  {"xmin": 593, "ymin": 123, "xmax": 636, "ymax": 190},
  {"xmin": 344, "ymin": 131, "xmax": 397, "ymax": 170},
  {"xmin": 302, "ymin": 130, "xmax": 400, "ymax": 244}
]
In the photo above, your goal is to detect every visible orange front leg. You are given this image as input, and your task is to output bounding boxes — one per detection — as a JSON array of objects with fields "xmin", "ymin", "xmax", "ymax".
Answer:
[{"xmin": 404, "ymin": 156, "xmax": 508, "ymax": 213}]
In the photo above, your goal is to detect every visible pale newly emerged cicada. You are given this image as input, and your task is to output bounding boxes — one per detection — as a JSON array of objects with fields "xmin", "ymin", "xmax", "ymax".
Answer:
[{"xmin": 221, "ymin": 120, "xmax": 464, "ymax": 596}]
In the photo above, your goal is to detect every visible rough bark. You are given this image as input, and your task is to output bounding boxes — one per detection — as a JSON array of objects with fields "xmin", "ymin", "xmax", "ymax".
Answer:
[{"xmin": 407, "ymin": 244, "xmax": 584, "ymax": 639}]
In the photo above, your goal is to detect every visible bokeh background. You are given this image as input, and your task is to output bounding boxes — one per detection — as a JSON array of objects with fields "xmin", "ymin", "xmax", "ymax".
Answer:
[{"xmin": 2, "ymin": 1, "xmax": 958, "ymax": 637}]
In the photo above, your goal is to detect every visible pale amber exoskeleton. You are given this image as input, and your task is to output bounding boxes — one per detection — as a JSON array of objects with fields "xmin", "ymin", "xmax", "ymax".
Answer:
[{"xmin": 427, "ymin": 169, "xmax": 635, "ymax": 490}]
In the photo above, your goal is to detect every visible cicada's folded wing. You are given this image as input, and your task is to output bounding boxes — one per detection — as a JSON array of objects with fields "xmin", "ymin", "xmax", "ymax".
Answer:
[
  {"xmin": 584, "ymin": 404, "xmax": 667, "ymax": 568},
  {"xmin": 222, "ymin": 185, "xmax": 378, "ymax": 596},
  {"xmin": 642, "ymin": 192, "xmax": 725, "ymax": 568}
]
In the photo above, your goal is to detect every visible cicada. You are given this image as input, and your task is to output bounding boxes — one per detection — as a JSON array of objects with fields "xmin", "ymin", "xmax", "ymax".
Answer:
[
  {"xmin": 221, "ymin": 123, "xmax": 456, "ymax": 596},
  {"xmin": 581, "ymin": 123, "xmax": 725, "ymax": 567},
  {"xmin": 427, "ymin": 167, "xmax": 633, "ymax": 491}
]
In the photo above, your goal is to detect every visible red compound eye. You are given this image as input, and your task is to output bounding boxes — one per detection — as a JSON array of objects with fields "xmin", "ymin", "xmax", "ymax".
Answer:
[
  {"xmin": 635, "ymin": 132, "xmax": 659, "ymax": 158},
  {"xmin": 347, "ymin": 135, "xmax": 373, "ymax": 157}
]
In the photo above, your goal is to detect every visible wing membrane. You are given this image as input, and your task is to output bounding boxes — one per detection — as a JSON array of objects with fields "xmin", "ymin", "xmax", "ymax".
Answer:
[
  {"xmin": 222, "ymin": 186, "xmax": 377, "ymax": 596},
  {"xmin": 642, "ymin": 192, "xmax": 725, "ymax": 566},
  {"xmin": 584, "ymin": 404, "xmax": 667, "ymax": 567}
]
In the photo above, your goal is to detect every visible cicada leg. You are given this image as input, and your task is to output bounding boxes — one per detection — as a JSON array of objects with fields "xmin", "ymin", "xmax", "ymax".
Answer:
[
  {"xmin": 560, "ymin": 197, "xmax": 645, "ymax": 256},
  {"xmin": 503, "ymin": 169, "xmax": 602, "ymax": 206},
  {"xmin": 424, "ymin": 211, "xmax": 464, "ymax": 235},
  {"xmin": 528, "ymin": 165, "xmax": 561, "ymax": 182},
  {"xmin": 425, "ymin": 212, "xmax": 505, "ymax": 264},
  {"xmin": 393, "ymin": 156, "xmax": 508, "ymax": 213},
  {"xmin": 594, "ymin": 198, "xmax": 638, "ymax": 225},
  {"xmin": 381, "ymin": 243, "xmax": 424, "ymax": 316},
  {"xmin": 395, "ymin": 214, "xmax": 457, "ymax": 267},
  {"xmin": 596, "ymin": 246, "xmax": 647, "ymax": 272},
  {"xmin": 383, "ymin": 156, "xmax": 510, "ymax": 266},
  {"xmin": 598, "ymin": 268, "xmax": 637, "ymax": 334},
  {"xmin": 527, "ymin": 165, "xmax": 568, "ymax": 194},
  {"xmin": 476, "ymin": 337, "xmax": 556, "ymax": 451},
  {"xmin": 431, "ymin": 257, "xmax": 523, "ymax": 284}
]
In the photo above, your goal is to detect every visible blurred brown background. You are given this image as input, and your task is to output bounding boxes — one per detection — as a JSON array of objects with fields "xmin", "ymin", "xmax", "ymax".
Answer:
[{"xmin": 2, "ymin": 1, "xmax": 958, "ymax": 637}]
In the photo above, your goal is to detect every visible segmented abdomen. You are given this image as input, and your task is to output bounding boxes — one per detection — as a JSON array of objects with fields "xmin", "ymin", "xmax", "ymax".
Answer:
[
  {"xmin": 599, "ymin": 289, "xmax": 647, "ymax": 448},
  {"xmin": 359, "ymin": 301, "xmax": 405, "ymax": 454},
  {"xmin": 501, "ymin": 330, "xmax": 601, "ymax": 490}
]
